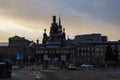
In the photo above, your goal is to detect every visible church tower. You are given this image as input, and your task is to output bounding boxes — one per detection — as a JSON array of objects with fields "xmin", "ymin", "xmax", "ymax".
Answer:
[
  {"xmin": 50, "ymin": 16, "xmax": 59, "ymax": 37},
  {"xmin": 42, "ymin": 15, "xmax": 66, "ymax": 47}
]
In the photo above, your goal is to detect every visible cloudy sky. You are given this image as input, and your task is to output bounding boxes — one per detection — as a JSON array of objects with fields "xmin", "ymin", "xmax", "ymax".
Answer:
[{"xmin": 0, "ymin": 0, "xmax": 120, "ymax": 42}]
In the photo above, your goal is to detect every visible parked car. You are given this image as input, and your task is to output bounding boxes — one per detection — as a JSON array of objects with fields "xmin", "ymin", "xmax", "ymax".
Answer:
[
  {"xmin": 67, "ymin": 64, "xmax": 76, "ymax": 70},
  {"xmin": 81, "ymin": 64, "xmax": 94, "ymax": 69},
  {"xmin": 12, "ymin": 65, "xmax": 20, "ymax": 70}
]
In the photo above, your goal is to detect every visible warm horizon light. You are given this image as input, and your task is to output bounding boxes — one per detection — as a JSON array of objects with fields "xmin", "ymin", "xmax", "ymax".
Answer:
[{"xmin": 0, "ymin": 0, "xmax": 120, "ymax": 42}]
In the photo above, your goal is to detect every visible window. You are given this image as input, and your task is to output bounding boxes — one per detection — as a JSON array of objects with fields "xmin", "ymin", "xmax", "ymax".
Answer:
[
  {"xmin": 81, "ymin": 52, "xmax": 83, "ymax": 56},
  {"xmin": 92, "ymin": 53, "xmax": 94, "ymax": 56},
  {"xmin": 100, "ymin": 48, "xmax": 103, "ymax": 51},
  {"xmin": 88, "ymin": 53, "xmax": 90, "ymax": 56},
  {"xmin": 81, "ymin": 47, "xmax": 83, "ymax": 51},
  {"xmin": 45, "ymin": 51, "xmax": 48, "ymax": 53},
  {"xmin": 56, "ymin": 50, "xmax": 59, "ymax": 54},
  {"xmin": 84, "ymin": 53, "xmax": 86, "ymax": 56},
  {"xmin": 91, "ymin": 47, "xmax": 94, "ymax": 51},
  {"xmin": 88, "ymin": 47, "xmax": 90, "ymax": 51},
  {"xmin": 77, "ymin": 53, "xmax": 79, "ymax": 56},
  {"xmin": 96, "ymin": 48, "xmax": 99, "ymax": 51}
]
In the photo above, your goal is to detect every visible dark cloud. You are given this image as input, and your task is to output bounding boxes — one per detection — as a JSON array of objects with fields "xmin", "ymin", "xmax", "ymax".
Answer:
[{"xmin": 58, "ymin": 0, "xmax": 120, "ymax": 26}]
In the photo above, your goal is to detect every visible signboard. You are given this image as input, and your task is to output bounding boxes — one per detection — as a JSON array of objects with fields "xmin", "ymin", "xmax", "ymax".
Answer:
[
  {"xmin": 16, "ymin": 53, "xmax": 22, "ymax": 60},
  {"xmin": 43, "ymin": 55, "xmax": 49, "ymax": 61},
  {"xmin": 4, "ymin": 58, "xmax": 10, "ymax": 63},
  {"xmin": 55, "ymin": 57, "xmax": 59, "ymax": 61},
  {"xmin": 61, "ymin": 55, "xmax": 66, "ymax": 61}
]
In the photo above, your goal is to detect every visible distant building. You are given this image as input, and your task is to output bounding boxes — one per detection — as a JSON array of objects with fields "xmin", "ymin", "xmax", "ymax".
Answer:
[
  {"xmin": 71, "ymin": 34, "xmax": 120, "ymax": 65},
  {"xmin": 9, "ymin": 36, "xmax": 35, "ymax": 62},
  {"xmin": 71, "ymin": 34, "xmax": 108, "ymax": 45},
  {"xmin": 0, "ymin": 36, "xmax": 35, "ymax": 63}
]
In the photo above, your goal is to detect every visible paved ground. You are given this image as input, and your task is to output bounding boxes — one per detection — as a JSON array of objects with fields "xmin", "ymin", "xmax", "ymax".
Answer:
[
  {"xmin": 0, "ymin": 69, "xmax": 36, "ymax": 80},
  {"xmin": 0, "ymin": 66, "xmax": 120, "ymax": 80},
  {"xmin": 35, "ymin": 67, "xmax": 120, "ymax": 80}
]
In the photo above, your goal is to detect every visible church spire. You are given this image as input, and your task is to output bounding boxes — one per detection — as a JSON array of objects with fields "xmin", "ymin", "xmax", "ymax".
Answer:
[
  {"xmin": 58, "ymin": 15, "xmax": 62, "ymax": 33},
  {"xmin": 59, "ymin": 16, "xmax": 61, "ymax": 26}
]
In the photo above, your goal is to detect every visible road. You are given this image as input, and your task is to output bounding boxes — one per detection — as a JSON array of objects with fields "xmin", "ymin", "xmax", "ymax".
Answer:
[
  {"xmin": 35, "ymin": 67, "xmax": 120, "ymax": 80},
  {"xmin": 35, "ymin": 69, "xmax": 77, "ymax": 80},
  {"xmin": 1, "ymin": 66, "xmax": 120, "ymax": 80}
]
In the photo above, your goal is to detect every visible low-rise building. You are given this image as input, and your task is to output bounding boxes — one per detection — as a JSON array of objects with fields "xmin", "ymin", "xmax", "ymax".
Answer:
[
  {"xmin": 72, "ymin": 41, "xmax": 120, "ymax": 65},
  {"xmin": 0, "ymin": 36, "xmax": 35, "ymax": 63}
]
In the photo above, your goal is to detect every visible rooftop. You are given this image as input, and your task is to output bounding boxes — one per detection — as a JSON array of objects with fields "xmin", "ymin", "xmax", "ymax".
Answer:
[{"xmin": 0, "ymin": 42, "xmax": 8, "ymax": 46}]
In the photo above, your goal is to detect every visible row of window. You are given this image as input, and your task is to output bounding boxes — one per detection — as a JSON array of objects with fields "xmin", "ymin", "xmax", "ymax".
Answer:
[
  {"xmin": 77, "ymin": 47, "xmax": 94, "ymax": 51},
  {"xmin": 95, "ymin": 53, "xmax": 104, "ymax": 56},
  {"xmin": 77, "ymin": 52, "xmax": 104, "ymax": 56},
  {"xmin": 96, "ymin": 47, "xmax": 104, "ymax": 52},
  {"xmin": 77, "ymin": 47, "xmax": 105, "ymax": 52},
  {"xmin": 77, "ymin": 52, "xmax": 95, "ymax": 56},
  {"xmin": 36, "ymin": 50, "xmax": 74, "ymax": 54}
]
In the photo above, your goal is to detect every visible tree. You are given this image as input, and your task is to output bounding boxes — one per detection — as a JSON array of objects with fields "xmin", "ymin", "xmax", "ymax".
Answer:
[
  {"xmin": 105, "ymin": 45, "xmax": 113, "ymax": 62},
  {"xmin": 113, "ymin": 45, "xmax": 119, "ymax": 62}
]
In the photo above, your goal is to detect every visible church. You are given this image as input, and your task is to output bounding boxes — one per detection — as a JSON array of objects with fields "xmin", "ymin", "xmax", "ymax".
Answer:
[
  {"xmin": 36, "ymin": 16, "xmax": 74, "ymax": 66},
  {"xmin": 42, "ymin": 16, "xmax": 66, "ymax": 47}
]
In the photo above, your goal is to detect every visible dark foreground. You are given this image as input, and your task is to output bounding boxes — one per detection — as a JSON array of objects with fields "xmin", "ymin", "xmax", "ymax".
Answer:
[{"xmin": 1, "ymin": 66, "xmax": 120, "ymax": 80}]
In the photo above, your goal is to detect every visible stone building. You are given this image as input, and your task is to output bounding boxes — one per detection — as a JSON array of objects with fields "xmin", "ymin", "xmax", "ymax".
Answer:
[
  {"xmin": 0, "ymin": 36, "xmax": 35, "ymax": 63},
  {"xmin": 71, "ymin": 34, "xmax": 120, "ymax": 65}
]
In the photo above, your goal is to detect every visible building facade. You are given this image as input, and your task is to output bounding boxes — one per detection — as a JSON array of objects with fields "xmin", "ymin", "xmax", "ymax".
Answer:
[
  {"xmin": 71, "ymin": 34, "xmax": 120, "ymax": 65},
  {"xmin": 0, "ymin": 36, "xmax": 35, "ymax": 64}
]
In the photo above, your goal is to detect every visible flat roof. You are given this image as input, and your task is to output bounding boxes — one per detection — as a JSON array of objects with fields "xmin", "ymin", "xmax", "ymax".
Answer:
[{"xmin": 0, "ymin": 42, "xmax": 8, "ymax": 46}]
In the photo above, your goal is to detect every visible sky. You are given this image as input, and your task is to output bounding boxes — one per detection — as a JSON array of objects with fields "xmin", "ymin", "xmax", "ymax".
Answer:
[{"xmin": 0, "ymin": 0, "xmax": 120, "ymax": 42}]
